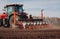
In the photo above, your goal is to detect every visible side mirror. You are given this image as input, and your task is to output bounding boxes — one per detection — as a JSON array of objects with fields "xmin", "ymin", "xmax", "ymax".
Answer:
[{"xmin": 3, "ymin": 9, "xmax": 6, "ymax": 11}]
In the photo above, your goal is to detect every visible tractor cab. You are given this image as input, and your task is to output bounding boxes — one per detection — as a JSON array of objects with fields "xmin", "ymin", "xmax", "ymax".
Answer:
[{"xmin": 4, "ymin": 4, "xmax": 24, "ymax": 15}]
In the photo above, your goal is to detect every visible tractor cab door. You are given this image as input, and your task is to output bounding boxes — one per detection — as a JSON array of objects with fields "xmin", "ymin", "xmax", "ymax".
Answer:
[{"xmin": 4, "ymin": 6, "xmax": 14, "ymax": 16}]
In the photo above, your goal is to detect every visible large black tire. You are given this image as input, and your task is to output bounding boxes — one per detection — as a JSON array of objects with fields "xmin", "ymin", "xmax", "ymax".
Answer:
[
  {"xmin": 0, "ymin": 19, "xmax": 3, "ymax": 27},
  {"xmin": 9, "ymin": 14, "xmax": 20, "ymax": 28},
  {"xmin": 9, "ymin": 14, "xmax": 28, "ymax": 28}
]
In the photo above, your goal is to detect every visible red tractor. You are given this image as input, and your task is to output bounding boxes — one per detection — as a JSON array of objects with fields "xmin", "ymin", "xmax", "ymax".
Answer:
[
  {"xmin": 0, "ymin": 4, "xmax": 28, "ymax": 28},
  {"xmin": 0, "ymin": 4, "xmax": 44, "ymax": 29}
]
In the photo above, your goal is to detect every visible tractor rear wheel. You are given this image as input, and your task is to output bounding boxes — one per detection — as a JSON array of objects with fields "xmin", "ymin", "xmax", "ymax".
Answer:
[{"xmin": 9, "ymin": 14, "xmax": 20, "ymax": 28}]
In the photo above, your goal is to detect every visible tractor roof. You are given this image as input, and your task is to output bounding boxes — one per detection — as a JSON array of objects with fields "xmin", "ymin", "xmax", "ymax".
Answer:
[{"xmin": 4, "ymin": 4, "xmax": 23, "ymax": 8}]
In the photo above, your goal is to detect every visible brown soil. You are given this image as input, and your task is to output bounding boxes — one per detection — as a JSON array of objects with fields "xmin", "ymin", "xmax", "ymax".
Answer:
[{"xmin": 0, "ymin": 26, "xmax": 60, "ymax": 39}]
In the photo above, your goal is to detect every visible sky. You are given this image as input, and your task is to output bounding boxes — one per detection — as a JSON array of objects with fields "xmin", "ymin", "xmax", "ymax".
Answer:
[{"xmin": 0, "ymin": 0, "xmax": 60, "ymax": 17}]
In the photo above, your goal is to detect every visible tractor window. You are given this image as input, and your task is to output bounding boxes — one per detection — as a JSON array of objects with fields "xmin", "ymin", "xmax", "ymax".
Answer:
[
  {"xmin": 7, "ymin": 6, "xmax": 14, "ymax": 14},
  {"xmin": 19, "ymin": 7, "xmax": 23, "ymax": 12},
  {"xmin": 16, "ymin": 6, "xmax": 23, "ymax": 12},
  {"xmin": 15, "ymin": 6, "xmax": 19, "ymax": 12}
]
